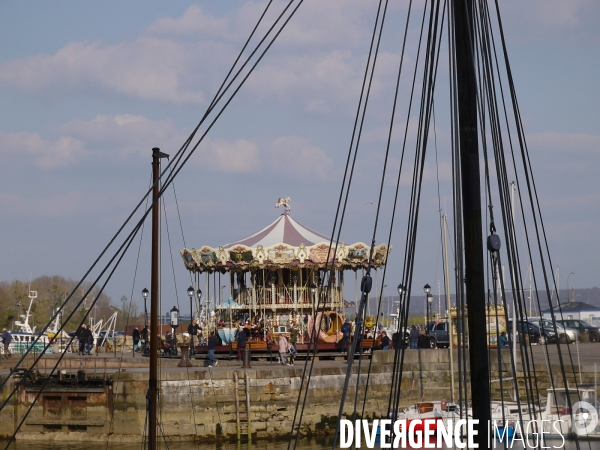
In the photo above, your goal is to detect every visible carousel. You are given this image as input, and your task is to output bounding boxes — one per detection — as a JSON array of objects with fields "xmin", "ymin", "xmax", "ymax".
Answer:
[{"xmin": 180, "ymin": 199, "xmax": 389, "ymax": 353}]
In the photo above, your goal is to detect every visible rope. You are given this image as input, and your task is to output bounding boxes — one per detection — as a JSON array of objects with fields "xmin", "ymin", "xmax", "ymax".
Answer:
[{"xmin": 287, "ymin": 2, "xmax": 386, "ymax": 448}]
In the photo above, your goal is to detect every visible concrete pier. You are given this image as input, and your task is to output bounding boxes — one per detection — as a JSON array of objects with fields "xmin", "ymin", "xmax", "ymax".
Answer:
[{"xmin": 0, "ymin": 347, "xmax": 598, "ymax": 442}]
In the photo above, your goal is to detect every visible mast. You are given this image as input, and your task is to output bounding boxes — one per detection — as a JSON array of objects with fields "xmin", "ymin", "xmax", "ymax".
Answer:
[
  {"xmin": 149, "ymin": 147, "xmax": 168, "ymax": 450},
  {"xmin": 452, "ymin": 0, "xmax": 491, "ymax": 443},
  {"xmin": 442, "ymin": 215, "xmax": 455, "ymax": 402}
]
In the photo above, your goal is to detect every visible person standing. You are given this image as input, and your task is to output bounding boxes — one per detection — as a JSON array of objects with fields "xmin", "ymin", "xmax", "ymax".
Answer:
[
  {"xmin": 289, "ymin": 325, "xmax": 298, "ymax": 366},
  {"xmin": 237, "ymin": 327, "xmax": 247, "ymax": 361},
  {"xmin": 76, "ymin": 324, "xmax": 88, "ymax": 356},
  {"xmin": 380, "ymin": 331, "xmax": 390, "ymax": 350},
  {"xmin": 140, "ymin": 325, "xmax": 149, "ymax": 354},
  {"xmin": 341, "ymin": 319, "xmax": 352, "ymax": 354},
  {"xmin": 85, "ymin": 325, "xmax": 94, "ymax": 355},
  {"xmin": 409, "ymin": 325, "xmax": 420, "ymax": 349},
  {"xmin": 1, "ymin": 328, "xmax": 12, "ymax": 358},
  {"xmin": 188, "ymin": 319, "xmax": 200, "ymax": 356},
  {"xmin": 132, "ymin": 327, "xmax": 140, "ymax": 352},
  {"xmin": 499, "ymin": 331, "xmax": 509, "ymax": 349},
  {"xmin": 278, "ymin": 334, "xmax": 290, "ymax": 365},
  {"xmin": 207, "ymin": 331, "xmax": 219, "ymax": 367}
]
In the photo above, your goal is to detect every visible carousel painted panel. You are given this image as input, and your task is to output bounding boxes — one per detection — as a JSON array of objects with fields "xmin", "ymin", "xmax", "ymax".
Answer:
[
  {"xmin": 265, "ymin": 244, "xmax": 296, "ymax": 264},
  {"xmin": 228, "ymin": 244, "xmax": 254, "ymax": 266},
  {"xmin": 372, "ymin": 243, "xmax": 390, "ymax": 265},
  {"xmin": 180, "ymin": 248, "xmax": 197, "ymax": 271},
  {"xmin": 307, "ymin": 243, "xmax": 336, "ymax": 265}
]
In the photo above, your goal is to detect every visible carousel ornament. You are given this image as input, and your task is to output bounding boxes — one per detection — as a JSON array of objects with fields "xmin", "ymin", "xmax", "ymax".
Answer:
[{"xmin": 275, "ymin": 196, "xmax": 291, "ymax": 212}]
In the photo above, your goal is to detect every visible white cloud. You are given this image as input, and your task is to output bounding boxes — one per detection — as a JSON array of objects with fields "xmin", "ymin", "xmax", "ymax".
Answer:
[
  {"xmin": 0, "ymin": 190, "xmax": 83, "ymax": 218},
  {"xmin": 0, "ymin": 131, "xmax": 84, "ymax": 169},
  {"xmin": 198, "ymin": 138, "xmax": 260, "ymax": 173},
  {"xmin": 0, "ymin": 39, "xmax": 205, "ymax": 103},
  {"xmin": 60, "ymin": 114, "xmax": 183, "ymax": 158},
  {"xmin": 147, "ymin": 4, "xmax": 231, "ymax": 38},
  {"xmin": 267, "ymin": 135, "xmax": 333, "ymax": 181}
]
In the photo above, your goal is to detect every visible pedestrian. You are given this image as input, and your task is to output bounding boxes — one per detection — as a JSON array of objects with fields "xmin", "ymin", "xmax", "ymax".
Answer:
[
  {"xmin": 289, "ymin": 325, "xmax": 298, "ymax": 366},
  {"xmin": 188, "ymin": 319, "xmax": 200, "ymax": 356},
  {"xmin": 418, "ymin": 329, "xmax": 431, "ymax": 349},
  {"xmin": 132, "ymin": 327, "xmax": 140, "ymax": 352},
  {"xmin": 165, "ymin": 330, "xmax": 174, "ymax": 355},
  {"xmin": 76, "ymin": 324, "xmax": 88, "ymax": 355},
  {"xmin": 341, "ymin": 318, "xmax": 351, "ymax": 354},
  {"xmin": 207, "ymin": 331, "xmax": 219, "ymax": 367},
  {"xmin": 278, "ymin": 334, "xmax": 290, "ymax": 365},
  {"xmin": 85, "ymin": 325, "xmax": 94, "ymax": 355},
  {"xmin": 237, "ymin": 327, "xmax": 247, "ymax": 361},
  {"xmin": 1, "ymin": 328, "xmax": 12, "ymax": 358},
  {"xmin": 380, "ymin": 330, "xmax": 390, "ymax": 350},
  {"xmin": 499, "ymin": 331, "xmax": 509, "ymax": 349},
  {"xmin": 409, "ymin": 325, "xmax": 420, "ymax": 349},
  {"xmin": 140, "ymin": 325, "xmax": 149, "ymax": 354}
]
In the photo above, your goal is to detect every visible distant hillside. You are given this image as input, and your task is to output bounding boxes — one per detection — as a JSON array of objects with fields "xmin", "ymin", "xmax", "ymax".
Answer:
[{"xmin": 363, "ymin": 287, "xmax": 600, "ymax": 317}]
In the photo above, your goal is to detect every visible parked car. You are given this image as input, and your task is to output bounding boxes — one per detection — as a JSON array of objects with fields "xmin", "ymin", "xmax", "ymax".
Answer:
[
  {"xmin": 425, "ymin": 321, "xmax": 450, "ymax": 348},
  {"xmin": 510, "ymin": 319, "xmax": 559, "ymax": 345},
  {"xmin": 538, "ymin": 319, "xmax": 579, "ymax": 343},
  {"xmin": 556, "ymin": 319, "xmax": 600, "ymax": 343}
]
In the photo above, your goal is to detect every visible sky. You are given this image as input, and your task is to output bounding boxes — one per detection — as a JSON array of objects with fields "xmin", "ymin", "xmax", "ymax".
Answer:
[{"xmin": 1, "ymin": 1, "xmax": 599, "ymax": 319}]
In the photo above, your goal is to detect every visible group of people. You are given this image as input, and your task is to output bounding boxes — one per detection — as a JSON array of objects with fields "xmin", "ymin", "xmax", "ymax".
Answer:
[
  {"xmin": 76, "ymin": 324, "xmax": 95, "ymax": 355},
  {"xmin": 132, "ymin": 326, "xmax": 149, "ymax": 353},
  {"xmin": 234, "ymin": 320, "xmax": 299, "ymax": 366}
]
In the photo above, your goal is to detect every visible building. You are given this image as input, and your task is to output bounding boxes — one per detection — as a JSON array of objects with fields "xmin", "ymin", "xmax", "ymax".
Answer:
[{"xmin": 541, "ymin": 302, "xmax": 600, "ymax": 326}]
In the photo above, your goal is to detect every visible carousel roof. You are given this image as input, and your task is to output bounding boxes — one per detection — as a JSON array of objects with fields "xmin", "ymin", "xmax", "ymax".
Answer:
[
  {"xmin": 180, "ymin": 200, "xmax": 390, "ymax": 273},
  {"xmin": 224, "ymin": 211, "xmax": 329, "ymax": 249}
]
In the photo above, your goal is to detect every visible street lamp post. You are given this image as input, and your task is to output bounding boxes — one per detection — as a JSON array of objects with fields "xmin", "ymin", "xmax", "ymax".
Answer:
[
  {"xmin": 187, "ymin": 286, "xmax": 195, "ymax": 355},
  {"xmin": 396, "ymin": 284, "xmax": 405, "ymax": 346},
  {"xmin": 170, "ymin": 306, "xmax": 179, "ymax": 358},
  {"xmin": 141, "ymin": 288, "xmax": 149, "ymax": 355},
  {"xmin": 142, "ymin": 288, "xmax": 149, "ymax": 327},
  {"xmin": 424, "ymin": 284, "xmax": 431, "ymax": 324}
]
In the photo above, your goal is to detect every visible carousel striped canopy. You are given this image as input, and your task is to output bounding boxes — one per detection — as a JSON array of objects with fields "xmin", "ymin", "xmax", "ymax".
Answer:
[
  {"xmin": 224, "ymin": 211, "xmax": 330, "ymax": 249},
  {"xmin": 180, "ymin": 209, "xmax": 389, "ymax": 272}
]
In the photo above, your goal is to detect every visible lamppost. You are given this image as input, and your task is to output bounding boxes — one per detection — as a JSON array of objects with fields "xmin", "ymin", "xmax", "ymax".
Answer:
[
  {"xmin": 567, "ymin": 272, "xmax": 575, "ymax": 303},
  {"xmin": 187, "ymin": 286, "xmax": 195, "ymax": 355},
  {"xmin": 142, "ymin": 288, "xmax": 149, "ymax": 329},
  {"xmin": 397, "ymin": 284, "xmax": 405, "ymax": 319},
  {"xmin": 396, "ymin": 284, "xmax": 405, "ymax": 344},
  {"xmin": 424, "ymin": 284, "xmax": 432, "ymax": 325},
  {"xmin": 170, "ymin": 306, "xmax": 179, "ymax": 358}
]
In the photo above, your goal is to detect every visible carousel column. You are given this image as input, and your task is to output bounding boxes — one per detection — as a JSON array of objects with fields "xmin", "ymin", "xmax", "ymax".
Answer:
[
  {"xmin": 251, "ymin": 273, "xmax": 257, "ymax": 316},
  {"xmin": 339, "ymin": 270, "xmax": 345, "ymax": 313},
  {"xmin": 329, "ymin": 272, "xmax": 335, "ymax": 311},
  {"xmin": 271, "ymin": 281, "xmax": 276, "ymax": 315},
  {"xmin": 292, "ymin": 272, "xmax": 298, "ymax": 323}
]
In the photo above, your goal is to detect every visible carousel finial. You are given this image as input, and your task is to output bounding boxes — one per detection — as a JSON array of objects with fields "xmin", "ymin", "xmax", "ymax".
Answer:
[{"xmin": 275, "ymin": 197, "xmax": 291, "ymax": 212}]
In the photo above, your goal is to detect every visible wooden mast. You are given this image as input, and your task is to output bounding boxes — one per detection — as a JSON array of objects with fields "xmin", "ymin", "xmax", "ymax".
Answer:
[
  {"xmin": 452, "ymin": 0, "xmax": 491, "ymax": 444},
  {"xmin": 149, "ymin": 147, "xmax": 168, "ymax": 450}
]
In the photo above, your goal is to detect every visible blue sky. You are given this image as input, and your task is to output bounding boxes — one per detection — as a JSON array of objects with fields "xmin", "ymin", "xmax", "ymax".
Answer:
[{"xmin": 1, "ymin": 1, "xmax": 599, "ymax": 316}]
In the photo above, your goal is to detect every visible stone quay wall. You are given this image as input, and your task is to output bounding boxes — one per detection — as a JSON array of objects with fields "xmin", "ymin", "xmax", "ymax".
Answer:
[{"xmin": 0, "ymin": 349, "xmax": 598, "ymax": 442}]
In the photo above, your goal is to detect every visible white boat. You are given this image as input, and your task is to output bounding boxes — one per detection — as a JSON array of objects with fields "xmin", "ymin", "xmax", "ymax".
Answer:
[
  {"xmin": 3, "ymin": 290, "xmax": 53, "ymax": 355},
  {"xmin": 531, "ymin": 388, "xmax": 600, "ymax": 439}
]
